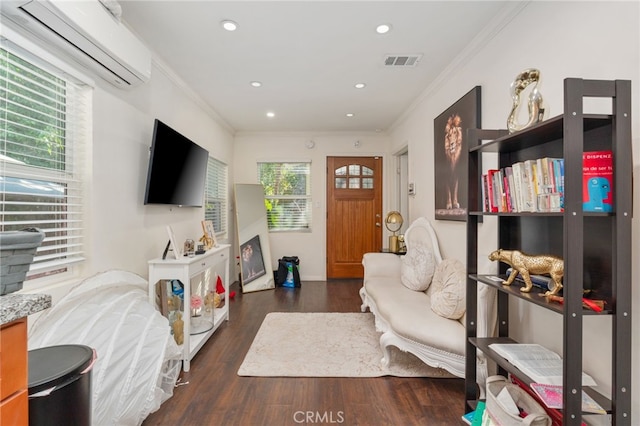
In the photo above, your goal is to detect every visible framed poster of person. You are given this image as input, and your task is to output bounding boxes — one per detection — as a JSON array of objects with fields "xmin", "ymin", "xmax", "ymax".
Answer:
[{"xmin": 240, "ymin": 234, "xmax": 266, "ymax": 285}]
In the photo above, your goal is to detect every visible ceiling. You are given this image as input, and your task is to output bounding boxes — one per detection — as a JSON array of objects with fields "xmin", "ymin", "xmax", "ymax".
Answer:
[{"xmin": 119, "ymin": 1, "xmax": 518, "ymax": 134}]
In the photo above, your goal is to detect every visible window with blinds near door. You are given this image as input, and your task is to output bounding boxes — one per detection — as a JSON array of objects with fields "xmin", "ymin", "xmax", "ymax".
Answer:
[
  {"xmin": 1, "ymin": 47, "xmax": 89, "ymax": 280},
  {"xmin": 258, "ymin": 162, "xmax": 311, "ymax": 232}
]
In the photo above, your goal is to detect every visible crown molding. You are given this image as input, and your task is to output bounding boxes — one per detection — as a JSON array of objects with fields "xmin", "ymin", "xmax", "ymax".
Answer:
[
  {"xmin": 234, "ymin": 129, "xmax": 390, "ymax": 139},
  {"xmin": 388, "ymin": 1, "xmax": 531, "ymax": 133},
  {"xmin": 151, "ymin": 56, "xmax": 236, "ymax": 136}
]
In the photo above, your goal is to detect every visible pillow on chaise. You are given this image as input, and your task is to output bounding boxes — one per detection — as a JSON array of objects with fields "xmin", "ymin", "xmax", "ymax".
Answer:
[
  {"xmin": 400, "ymin": 243, "xmax": 435, "ymax": 291},
  {"xmin": 430, "ymin": 258, "xmax": 466, "ymax": 319}
]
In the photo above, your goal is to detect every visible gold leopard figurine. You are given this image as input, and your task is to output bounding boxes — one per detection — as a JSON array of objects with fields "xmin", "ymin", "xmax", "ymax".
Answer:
[{"xmin": 488, "ymin": 249, "xmax": 564, "ymax": 295}]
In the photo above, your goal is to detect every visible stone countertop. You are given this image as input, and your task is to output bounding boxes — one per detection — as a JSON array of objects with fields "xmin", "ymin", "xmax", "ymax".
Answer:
[{"xmin": 0, "ymin": 293, "xmax": 51, "ymax": 325}]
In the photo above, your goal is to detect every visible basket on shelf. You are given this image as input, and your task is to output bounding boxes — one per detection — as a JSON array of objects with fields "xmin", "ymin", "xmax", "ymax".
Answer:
[{"xmin": 0, "ymin": 228, "xmax": 45, "ymax": 295}]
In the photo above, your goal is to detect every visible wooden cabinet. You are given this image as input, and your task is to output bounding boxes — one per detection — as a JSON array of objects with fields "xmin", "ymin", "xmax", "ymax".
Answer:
[
  {"xmin": 1, "ymin": 317, "xmax": 28, "ymax": 425},
  {"xmin": 148, "ymin": 244, "xmax": 231, "ymax": 372},
  {"xmin": 465, "ymin": 79, "xmax": 632, "ymax": 424}
]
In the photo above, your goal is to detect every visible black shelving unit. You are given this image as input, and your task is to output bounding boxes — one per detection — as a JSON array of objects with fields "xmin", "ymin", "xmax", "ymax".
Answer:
[{"xmin": 465, "ymin": 79, "xmax": 632, "ymax": 425}]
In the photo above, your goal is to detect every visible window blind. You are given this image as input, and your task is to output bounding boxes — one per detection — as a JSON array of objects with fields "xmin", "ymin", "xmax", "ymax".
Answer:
[
  {"xmin": 205, "ymin": 156, "xmax": 227, "ymax": 237},
  {"xmin": 1, "ymin": 47, "xmax": 88, "ymax": 279},
  {"xmin": 258, "ymin": 162, "xmax": 311, "ymax": 231}
]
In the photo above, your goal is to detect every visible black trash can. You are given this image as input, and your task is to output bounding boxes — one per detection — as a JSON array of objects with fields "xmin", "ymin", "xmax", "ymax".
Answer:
[{"xmin": 28, "ymin": 345, "xmax": 96, "ymax": 426}]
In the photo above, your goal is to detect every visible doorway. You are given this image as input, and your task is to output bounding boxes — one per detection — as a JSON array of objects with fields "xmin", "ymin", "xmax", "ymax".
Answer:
[{"xmin": 326, "ymin": 156, "xmax": 382, "ymax": 278}]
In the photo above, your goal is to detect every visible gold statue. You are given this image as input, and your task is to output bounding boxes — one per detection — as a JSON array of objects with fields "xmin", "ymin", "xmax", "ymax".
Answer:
[
  {"xmin": 199, "ymin": 234, "xmax": 214, "ymax": 250},
  {"xmin": 204, "ymin": 291, "xmax": 215, "ymax": 313},
  {"xmin": 172, "ymin": 312, "xmax": 184, "ymax": 345},
  {"xmin": 204, "ymin": 291, "xmax": 222, "ymax": 312},
  {"xmin": 507, "ymin": 68, "xmax": 545, "ymax": 133},
  {"xmin": 489, "ymin": 249, "xmax": 563, "ymax": 295},
  {"xmin": 167, "ymin": 294, "xmax": 181, "ymax": 313}
]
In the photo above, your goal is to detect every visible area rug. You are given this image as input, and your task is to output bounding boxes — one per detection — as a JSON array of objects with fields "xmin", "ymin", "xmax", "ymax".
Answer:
[{"xmin": 237, "ymin": 312, "xmax": 454, "ymax": 378}]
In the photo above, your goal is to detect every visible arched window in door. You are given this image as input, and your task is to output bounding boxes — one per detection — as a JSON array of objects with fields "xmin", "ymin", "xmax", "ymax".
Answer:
[{"xmin": 334, "ymin": 164, "xmax": 374, "ymax": 189}]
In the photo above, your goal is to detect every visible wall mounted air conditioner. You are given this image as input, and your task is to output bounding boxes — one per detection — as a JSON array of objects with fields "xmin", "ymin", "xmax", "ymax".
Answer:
[{"xmin": 0, "ymin": 0, "xmax": 151, "ymax": 88}]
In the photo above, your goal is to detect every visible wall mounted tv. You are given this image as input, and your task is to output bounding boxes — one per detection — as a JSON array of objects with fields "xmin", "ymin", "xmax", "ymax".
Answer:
[{"xmin": 144, "ymin": 119, "xmax": 209, "ymax": 207}]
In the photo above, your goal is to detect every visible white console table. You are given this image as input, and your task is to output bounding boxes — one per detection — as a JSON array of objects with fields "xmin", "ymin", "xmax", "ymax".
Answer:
[{"xmin": 148, "ymin": 244, "xmax": 230, "ymax": 372}]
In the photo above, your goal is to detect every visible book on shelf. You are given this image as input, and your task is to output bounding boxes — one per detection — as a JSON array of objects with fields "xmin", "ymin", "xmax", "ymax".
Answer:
[
  {"xmin": 481, "ymin": 155, "xmax": 568, "ymax": 213},
  {"xmin": 504, "ymin": 166, "xmax": 518, "ymax": 212},
  {"xmin": 471, "ymin": 401, "xmax": 485, "ymax": 426},
  {"xmin": 583, "ymin": 150, "xmax": 613, "ymax": 212},
  {"xmin": 505, "ymin": 268, "xmax": 552, "ymax": 291},
  {"xmin": 486, "ymin": 169, "xmax": 500, "ymax": 212},
  {"xmin": 482, "ymin": 174, "xmax": 491, "ymax": 212},
  {"xmin": 503, "ymin": 173, "xmax": 512, "ymax": 212},
  {"xmin": 488, "ymin": 343, "xmax": 597, "ymax": 386},
  {"xmin": 491, "ymin": 169, "xmax": 506, "ymax": 212},
  {"xmin": 533, "ymin": 158, "xmax": 545, "ymax": 195},
  {"xmin": 529, "ymin": 160, "xmax": 542, "ymax": 205},
  {"xmin": 552, "ymin": 158, "xmax": 564, "ymax": 210},
  {"xmin": 530, "ymin": 383, "xmax": 606, "ymax": 414},
  {"xmin": 513, "ymin": 161, "xmax": 535, "ymax": 212},
  {"xmin": 538, "ymin": 157, "xmax": 550, "ymax": 189},
  {"xmin": 510, "ymin": 375, "xmax": 581, "ymax": 426},
  {"xmin": 523, "ymin": 160, "xmax": 538, "ymax": 211},
  {"xmin": 540, "ymin": 157, "xmax": 563, "ymax": 212},
  {"xmin": 511, "ymin": 162, "xmax": 524, "ymax": 212},
  {"xmin": 461, "ymin": 409, "xmax": 475, "ymax": 425},
  {"xmin": 545, "ymin": 158, "xmax": 557, "ymax": 191}
]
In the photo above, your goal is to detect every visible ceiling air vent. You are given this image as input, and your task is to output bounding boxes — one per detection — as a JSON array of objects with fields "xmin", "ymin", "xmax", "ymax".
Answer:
[{"xmin": 384, "ymin": 54, "xmax": 422, "ymax": 67}]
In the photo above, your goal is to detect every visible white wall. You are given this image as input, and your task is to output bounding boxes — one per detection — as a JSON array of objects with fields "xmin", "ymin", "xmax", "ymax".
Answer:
[
  {"xmin": 23, "ymin": 59, "xmax": 235, "ymax": 305},
  {"xmin": 233, "ymin": 132, "xmax": 391, "ymax": 280},
  {"xmin": 389, "ymin": 0, "xmax": 639, "ymax": 418},
  {"xmin": 89, "ymin": 63, "xmax": 235, "ymax": 277}
]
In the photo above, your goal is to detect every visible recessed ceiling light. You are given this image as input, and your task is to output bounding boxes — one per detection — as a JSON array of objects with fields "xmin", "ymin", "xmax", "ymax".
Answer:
[
  {"xmin": 354, "ymin": 83, "xmax": 366, "ymax": 89},
  {"xmin": 266, "ymin": 111, "xmax": 275, "ymax": 118},
  {"xmin": 250, "ymin": 81, "xmax": 262, "ymax": 87},
  {"xmin": 221, "ymin": 20, "xmax": 238, "ymax": 31},
  {"xmin": 376, "ymin": 24, "xmax": 391, "ymax": 34},
  {"xmin": 346, "ymin": 113, "xmax": 355, "ymax": 117}
]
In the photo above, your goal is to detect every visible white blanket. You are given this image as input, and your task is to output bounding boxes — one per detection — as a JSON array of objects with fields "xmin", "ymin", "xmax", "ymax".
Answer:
[{"xmin": 29, "ymin": 270, "xmax": 181, "ymax": 426}]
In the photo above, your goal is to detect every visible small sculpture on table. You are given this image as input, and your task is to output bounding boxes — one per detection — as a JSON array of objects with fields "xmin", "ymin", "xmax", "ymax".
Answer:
[
  {"xmin": 199, "ymin": 234, "xmax": 214, "ymax": 250},
  {"xmin": 172, "ymin": 312, "xmax": 184, "ymax": 345},
  {"xmin": 489, "ymin": 249, "xmax": 564, "ymax": 296},
  {"xmin": 200, "ymin": 220, "xmax": 217, "ymax": 250},
  {"xmin": 204, "ymin": 291, "xmax": 221, "ymax": 313}
]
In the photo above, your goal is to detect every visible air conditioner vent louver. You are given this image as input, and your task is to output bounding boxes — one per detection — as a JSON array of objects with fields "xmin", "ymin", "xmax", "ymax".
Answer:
[
  {"xmin": 384, "ymin": 54, "xmax": 422, "ymax": 67},
  {"xmin": 1, "ymin": 0, "xmax": 151, "ymax": 88}
]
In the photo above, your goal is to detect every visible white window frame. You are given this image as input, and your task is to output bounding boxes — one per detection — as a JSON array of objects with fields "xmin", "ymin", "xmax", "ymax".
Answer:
[
  {"xmin": 1, "ymin": 40, "xmax": 90, "ymax": 284},
  {"xmin": 204, "ymin": 156, "xmax": 228, "ymax": 238},
  {"xmin": 257, "ymin": 161, "xmax": 312, "ymax": 232}
]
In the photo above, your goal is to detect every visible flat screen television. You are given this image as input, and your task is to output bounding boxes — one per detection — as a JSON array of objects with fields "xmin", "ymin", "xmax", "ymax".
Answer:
[{"xmin": 144, "ymin": 119, "xmax": 209, "ymax": 207}]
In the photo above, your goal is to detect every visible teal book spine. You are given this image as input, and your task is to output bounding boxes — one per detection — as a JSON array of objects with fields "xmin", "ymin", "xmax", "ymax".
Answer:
[{"xmin": 471, "ymin": 401, "xmax": 485, "ymax": 426}]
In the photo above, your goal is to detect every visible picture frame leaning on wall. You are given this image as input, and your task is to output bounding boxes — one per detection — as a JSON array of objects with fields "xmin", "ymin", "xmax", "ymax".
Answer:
[
  {"xmin": 166, "ymin": 225, "xmax": 182, "ymax": 259},
  {"xmin": 201, "ymin": 220, "xmax": 217, "ymax": 249}
]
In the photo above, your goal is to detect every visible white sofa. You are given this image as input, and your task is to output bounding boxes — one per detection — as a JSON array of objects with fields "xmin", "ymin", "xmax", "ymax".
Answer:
[{"xmin": 360, "ymin": 217, "xmax": 496, "ymax": 386}]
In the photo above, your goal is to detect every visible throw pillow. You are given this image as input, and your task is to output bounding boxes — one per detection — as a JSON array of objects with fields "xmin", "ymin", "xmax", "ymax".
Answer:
[
  {"xmin": 430, "ymin": 258, "xmax": 466, "ymax": 319},
  {"xmin": 400, "ymin": 243, "xmax": 435, "ymax": 291}
]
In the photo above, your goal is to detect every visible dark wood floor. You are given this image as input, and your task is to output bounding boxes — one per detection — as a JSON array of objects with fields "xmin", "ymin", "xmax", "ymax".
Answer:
[{"xmin": 142, "ymin": 280, "xmax": 466, "ymax": 425}]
